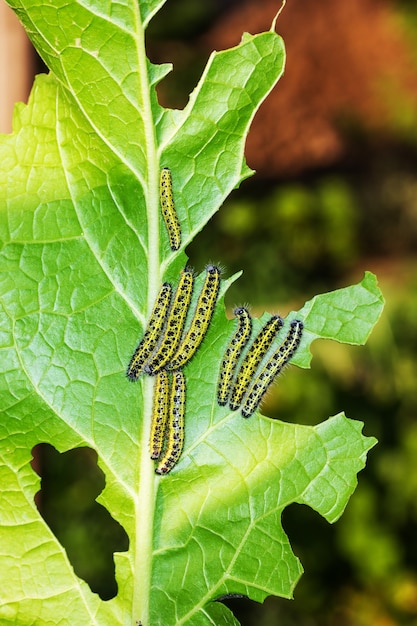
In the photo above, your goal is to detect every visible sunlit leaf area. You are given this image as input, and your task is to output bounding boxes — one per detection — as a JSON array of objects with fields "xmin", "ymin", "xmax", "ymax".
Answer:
[{"xmin": 1, "ymin": 0, "xmax": 417, "ymax": 624}]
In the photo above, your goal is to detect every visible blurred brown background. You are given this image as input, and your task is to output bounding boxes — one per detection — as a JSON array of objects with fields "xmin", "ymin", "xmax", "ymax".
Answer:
[
  {"xmin": 3, "ymin": 0, "xmax": 417, "ymax": 624},
  {"xmin": 0, "ymin": 2, "xmax": 34, "ymax": 133}
]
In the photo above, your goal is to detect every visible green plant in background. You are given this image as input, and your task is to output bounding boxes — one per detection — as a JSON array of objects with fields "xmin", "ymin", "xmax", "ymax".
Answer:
[
  {"xmin": 189, "ymin": 177, "xmax": 360, "ymax": 308},
  {"xmin": 0, "ymin": 1, "xmax": 384, "ymax": 625}
]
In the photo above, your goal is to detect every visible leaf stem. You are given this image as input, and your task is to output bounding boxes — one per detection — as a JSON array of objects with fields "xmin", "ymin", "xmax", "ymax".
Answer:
[
  {"xmin": 132, "ymin": 377, "xmax": 157, "ymax": 626},
  {"xmin": 131, "ymin": 4, "xmax": 162, "ymax": 624}
]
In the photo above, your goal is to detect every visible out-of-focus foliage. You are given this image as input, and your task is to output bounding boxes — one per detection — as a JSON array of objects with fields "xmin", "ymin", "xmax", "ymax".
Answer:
[{"xmin": 189, "ymin": 177, "xmax": 360, "ymax": 307}]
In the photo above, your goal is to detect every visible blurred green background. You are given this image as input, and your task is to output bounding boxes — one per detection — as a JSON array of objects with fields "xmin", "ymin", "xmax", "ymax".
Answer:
[{"xmin": 16, "ymin": 0, "xmax": 417, "ymax": 623}]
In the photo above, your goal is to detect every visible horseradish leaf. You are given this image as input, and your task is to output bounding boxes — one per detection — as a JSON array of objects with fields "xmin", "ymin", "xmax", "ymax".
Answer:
[{"xmin": 0, "ymin": 2, "xmax": 381, "ymax": 624}]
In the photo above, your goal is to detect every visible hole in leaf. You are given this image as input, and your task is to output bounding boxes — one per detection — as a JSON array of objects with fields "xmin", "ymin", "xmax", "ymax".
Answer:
[
  {"xmin": 218, "ymin": 595, "xmax": 256, "ymax": 624},
  {"xmin": 32, "ymin": 443, "xmax": 129, "ymax": 600}
]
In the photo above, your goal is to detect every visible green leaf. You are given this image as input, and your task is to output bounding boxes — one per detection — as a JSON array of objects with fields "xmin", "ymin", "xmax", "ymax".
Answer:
[
  {"xmin": 151, "ymin": 413, "xmax": 375, "ymax": 624},
  {"xmin": 0, "ymin": 1, "xmax": 382, "ymax": 625},
  {"xmin": 293, "ymin": 271, "xmax": 385, "ymax": 367}
]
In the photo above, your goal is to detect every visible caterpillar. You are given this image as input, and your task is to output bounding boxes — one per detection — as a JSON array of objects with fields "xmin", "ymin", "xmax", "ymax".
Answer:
[
  {"xmin": 167, "ymin": 265, "xmax": 221, "ymax": 371},
  {"xmin": 145, "ymin": 269, "xmax": 194, "ymax": 375},
  {"xmin": 126, "ymin": 282, "xmax": 173, "ymax": 380},
  {"xmin": 229, "ymin": 314, "xmax": 284, "ymax": 411},
  {"xmin": 160, "ymin": 167, "xmax": 181, "ymax": 251},
  {"xmin": 149, "ymin": 370, "xmax": 170, "ymax": 460},
  {"xmin": 217, "ymin": 307, "xmax": 252, "ymax": 406},
  {"xmin": 155, "ymin": 369, "xmax": 186, "ymax": 474},
  {"xmin": 241, "ymin": 319, "xmax": 304, "ymax": 418}
]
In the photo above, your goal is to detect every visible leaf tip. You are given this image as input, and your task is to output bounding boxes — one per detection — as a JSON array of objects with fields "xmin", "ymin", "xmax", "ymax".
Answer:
[{"xmin": 271, "ymin": 0, "xmax": 287, "ymax": 32}]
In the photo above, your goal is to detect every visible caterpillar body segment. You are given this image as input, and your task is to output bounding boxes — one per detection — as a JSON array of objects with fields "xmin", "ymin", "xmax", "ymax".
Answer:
[
  {"xmin": 241, "ymin": 320, "xmax": 304, "ymax": 418},
  {"xmin": 167, "ymin": 265, "xmax": 221, "ymax": 371},
  {"xmin": 160, "ymin": 167, "xmax": 181, "ymax": 251},
  {"xmin": 217, "ymin": 307, "xmax": 252, "ymax": 406},
  {"xmin": 229, "ymin": 314, "xmax": 284, "ymax": 411},
  {"xmin": 150, "ymin": 370, "xmax": 170, "ymax": 460},
  {"xmin": 155, "ymin": 370, "xmax": 186, "ymax": 474},
  {"xmin": 126, "ymin": 282, "xmax": 173, "ymax": 380},
  {"xmin": 145, "ymin": 269, "xmax": 194, "ymax": 375}
]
